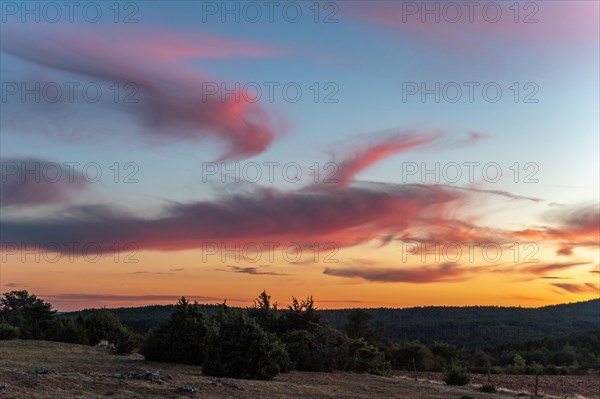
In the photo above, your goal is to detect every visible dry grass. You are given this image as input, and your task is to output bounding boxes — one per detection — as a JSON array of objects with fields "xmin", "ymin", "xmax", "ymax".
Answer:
[
  {"xmin": 0, "ymin": 340, "xmax": 585, "ymax": 399},
  {"xmin": 396, "ymin": 371, "xmax": 600, "ymax": 399}
]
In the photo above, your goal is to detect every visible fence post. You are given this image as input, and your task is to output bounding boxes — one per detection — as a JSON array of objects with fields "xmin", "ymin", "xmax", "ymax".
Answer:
[{"xmin": 412, "ymin": 358, "xmax": 417, "ymax": 381}]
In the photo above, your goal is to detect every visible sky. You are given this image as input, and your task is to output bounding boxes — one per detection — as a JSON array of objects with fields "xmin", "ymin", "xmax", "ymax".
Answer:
[{"xmin": 0, "ymin": 0, "xmax": 598, "ymax": 311}]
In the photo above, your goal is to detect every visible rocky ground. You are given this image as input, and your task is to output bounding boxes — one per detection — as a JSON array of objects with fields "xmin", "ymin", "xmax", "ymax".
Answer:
[{"xmin": 1, "ymin": 340, "xmax": 597, "ymax": 399}]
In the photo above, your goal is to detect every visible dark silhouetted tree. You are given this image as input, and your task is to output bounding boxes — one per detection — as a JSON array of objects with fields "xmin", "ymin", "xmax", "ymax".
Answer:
[
  {"xmin": 0, "ymin": 290, "xmax": 55, "ymax": 339},
  {"xmin": 140, "ymin": 297, "xmax": 211, "ymax": 364},
  {"xmin": 203, "ymin": 310, "xmax": 290, "ymax": 380}
]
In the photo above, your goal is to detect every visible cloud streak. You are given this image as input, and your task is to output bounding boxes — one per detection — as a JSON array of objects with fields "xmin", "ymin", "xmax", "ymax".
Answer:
[
  {"xmin": 1, "ymin": 24, "xmax": 286, "ymax": 160},
  {"xmin": 1, "ymin": 157, "xmax": 87, "ymax": 208},
  {"xmin": 220, "ymin": 266, "xmax": 290, "ymax": 276},
  {"xmin": 344, "ymin": 1, "xmax": 599, "ymax": 54},
  {"xmin": 331, "ymin": 130, "xmax": 441, "ymax": 186},
  {"xmin": 323, "ymin": 263, "xmax": 469, "ymax": 283},
  {"xmin": 0, "ymin": 182, "xmax": 464, "ymax": 253},
  {"xmin": 552, "ymin": 283, "xmax": 599, "ymax": 295}
]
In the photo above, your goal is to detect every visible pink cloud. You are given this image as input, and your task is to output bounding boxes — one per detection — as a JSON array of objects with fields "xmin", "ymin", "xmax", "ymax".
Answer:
[
  {"xmin": 1, "ymin": 24, "xmax": 286, "ymax": 160},
  {"xmin": 0, "ymin": 129, "xmax": 558, "ymax": 261},
  {"xmin": 0, "ymin": 157, "xmax": 87, "ymax": 208},
  {"xmin": 344, "ymin": 1, "xmax": 599, "ymax": 53},
  {"xmin": 330, "ymin": 130, "xmax": 441, "ymax": 186}
]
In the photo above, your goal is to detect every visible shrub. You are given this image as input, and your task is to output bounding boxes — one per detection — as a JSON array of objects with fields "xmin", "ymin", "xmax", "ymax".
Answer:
[
  {"xmin": 346, "ymin": 338, "xmax": 392, "ymax": 376},
  {"xmin": 430, "ymin": 341, "xmax": 458, "ymax": 371},
  {"xmin": 283, "ymin": 324, "xmax": 349, "ymax": 372},
  {"xmin": 140, "ymin": 297, "xmax": 211, "ymax": 364},
  {"xmin": 203, "ymin": 311, "xmax": 290, "ymax": 380},
  {"xmin": 284, "ymin": 296, "xmax": 322, "ymax": 331},
  {"xmin": 107, "ymin": 325, "xmax": 139, "ymax": 355},
  {"xmin": 84, "ymin": 309, "xmax": 124, "ymax": 345},
  {"xmin": 345, "ymin": 309, "xmax": 377, "ymax": 342},
  {"xmin": 394, "ymin": 341, "xmax": 435, "ymax": 371},
  {"xmin": 479, "ymin": 382, "xmax": 497, "ymax": 393},
  {"xmin": 84, "ymin": 309, "xmax": 139, "ymax": 354},
  {"xmin": 248, "ymin": 290, "xmax": 283, "ymax": 334},
  {"xmin": 0, "ymin": 291, "xmax": 55, "ymax": 339},
  {"xmin": 0, "ymin": 323, "xmax": 19, "ymax": 340},
  {"xmin": 444, "ymin": 365, "xmax": 471, "ymax": 386},
  {"xmin": 48, "ymin": 316, "xmax": 89, "ymax": 345}
]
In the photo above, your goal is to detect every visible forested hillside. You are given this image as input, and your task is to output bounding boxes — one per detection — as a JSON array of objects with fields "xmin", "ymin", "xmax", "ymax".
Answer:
[
  {"xmin": 321, "ymin": 299, "xmax": 600, "ymax": 348},
  {"xmin": 66, "ymin": 299, "xmax": 599, "ymax": 349}
]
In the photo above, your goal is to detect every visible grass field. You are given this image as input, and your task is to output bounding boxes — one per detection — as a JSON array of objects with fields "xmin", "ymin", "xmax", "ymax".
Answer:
[{"xmin": 0, "ymin": 340, "xmax": 597, "ymax": 399}]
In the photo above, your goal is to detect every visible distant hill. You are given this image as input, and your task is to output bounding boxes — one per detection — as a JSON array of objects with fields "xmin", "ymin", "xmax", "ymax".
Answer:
[
  {"xmin": 320, "ymin": 299, "xmax": 600, "ymax": 349},
  {"xmin": 65, "ymin": 299, "xmax": 600, "ymax": 350}
]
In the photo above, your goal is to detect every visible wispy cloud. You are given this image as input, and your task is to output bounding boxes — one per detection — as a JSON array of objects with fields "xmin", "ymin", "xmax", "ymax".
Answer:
[
  {"xmin": 132, "ymin": 271, "xmax": 174, "ymax": 275},
  {"xmin": 323, "ymin": 263, "xmax": 469, "ymax": 283},
  {"xmin": 41, "ymin": 293, "xmax": 247, "ymax": 303},
  {"xmin": 330, "ymin": 130, "xmax": 441, "ymax": 186},
  {"xmin": 219, "ymin": 265, "xmax": 290, "ymax": 276},
  {"xmin": 2, "ymin": 130, "xmax": 587, "ymax": 274},
  {"xmin": 551, "ymin": 283, "xmax": 599, "ymax": 295},
  {"xmin": 1, "ymin": 157, "xmax": 87, "ymax": 208},
  {"xmin": 344, "ymin": 1, "xmax": 599, "ymax": 54},
  {"xmin": 1, "ymin": 25, "xmax": 286, "ymax": 160}
]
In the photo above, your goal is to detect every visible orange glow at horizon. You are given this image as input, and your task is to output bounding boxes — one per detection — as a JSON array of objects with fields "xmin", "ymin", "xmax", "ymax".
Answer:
[{"xmin": 1, "ymin": 243, "xmax": 597, "ymax": 312}]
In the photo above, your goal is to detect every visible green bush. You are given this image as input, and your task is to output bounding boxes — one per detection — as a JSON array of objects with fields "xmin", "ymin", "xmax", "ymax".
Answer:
[
  {"xmin": 203, "ymin": 311, "xmax": 290, "ymax": 380},
  {"xmin": 48, "ymin": 316, "xmax": 89, "ymax": 345},
  {"xmin": 0, "ymin": 323, "xmax": 19, "ymax": 340},
  {"xmin": 112, "ymin": 326, "xmax": 141, "ymax": 355},
  {"xmin": 0, "ymin": 291, "xmax": 55, "ymax": 339},
  {"xmin": 248, "ymin": 290, "xmax": 283, "ymax": 334},
  {"xmin": 346, "ymin": 338, "xmax": 392, "ymax": 376},
  {"xmin": 283, "ymin": 324, "xmax": 349, "ymax": 372},
  {"xmin": 84, "ymin": 309, "xmax": 124, "ymax": 345},
  {"xmin": 140, "ymin": 297, "xmax": 211, "ymax": 364},
  {"xmin": 479, "ymin": 382, "xmax": 497, "ymax": 393},
  {"xmin": 444, "ymin": 365, "xmax": 471, "ymax": 386},
  {"xmin": 394, "ymin": 341, "xmax": 435, "ymax": 371},
  {"xmin": 84, "ymin": 309, "xmax": 139, "ymax": 354}
]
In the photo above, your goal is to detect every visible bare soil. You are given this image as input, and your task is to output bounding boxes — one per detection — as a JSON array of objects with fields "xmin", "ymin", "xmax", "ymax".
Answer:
[{"xmin": 0, "ymin": 340, "xmax": 596, "ymax": 398}]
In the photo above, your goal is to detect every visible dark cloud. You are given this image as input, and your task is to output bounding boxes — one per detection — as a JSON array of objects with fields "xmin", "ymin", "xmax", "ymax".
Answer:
[
  {"xmin": 41, "ymin": 293, "xmax": 245, "ymax": 303},
  {"xmin": 0, "ymin": 182, "xmax": 465, "ymax": 253},
  {"xmin": 515, "ymin": 205, "xmax": 600, "ymax": 251},
  {"xmin": 220, "ymin": 265, "xmax": 289, "ymax": 276},
  {"xmin": 552, "ymin": 283, "xmax": 599, "ymax": 295},
  {"xmin": 1, "ymin": 157, "xmax": 87, "ymax": 208},
  {"xmin": 132, "ymin": 271, "xmax": 174, "ymax": 275},
  {"xmin": 323, "ymin": 263, "xmax": 468, "ymax": 283},
  {"xmin": 520, "ymin": 262, "xmax": 591, "ymax": 277},
  {"xmin": 0, "ymin": 131, "xmax": 567, "ymax": 269}
]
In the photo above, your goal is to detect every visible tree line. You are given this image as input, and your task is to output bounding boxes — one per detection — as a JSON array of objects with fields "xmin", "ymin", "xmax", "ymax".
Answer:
[{"xmin": 1, "ymin": 290, "xmax": 598, "ymax": 382}]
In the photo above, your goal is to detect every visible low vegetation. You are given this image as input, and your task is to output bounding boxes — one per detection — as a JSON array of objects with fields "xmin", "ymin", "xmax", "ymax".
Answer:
[
  {"xmin": 444, "ymin": 365, "xmax": 471, "ymax": 386},
  {"xmin": 479, "ymin": 382, "xmax": 497, "ymax": 393},
  {"xmin": 1, "ymin": 290, "xmax": 599, "ymax": 382},
  {"xmin": 0, "ymin": 290, "xmax": 139, "ymax": 355}
]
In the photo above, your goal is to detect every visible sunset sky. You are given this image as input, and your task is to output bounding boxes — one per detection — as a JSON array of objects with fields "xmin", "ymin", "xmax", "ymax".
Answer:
[{"xmin": 1, "ymin": 1, "xmax": 598, "ymax": 311}]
